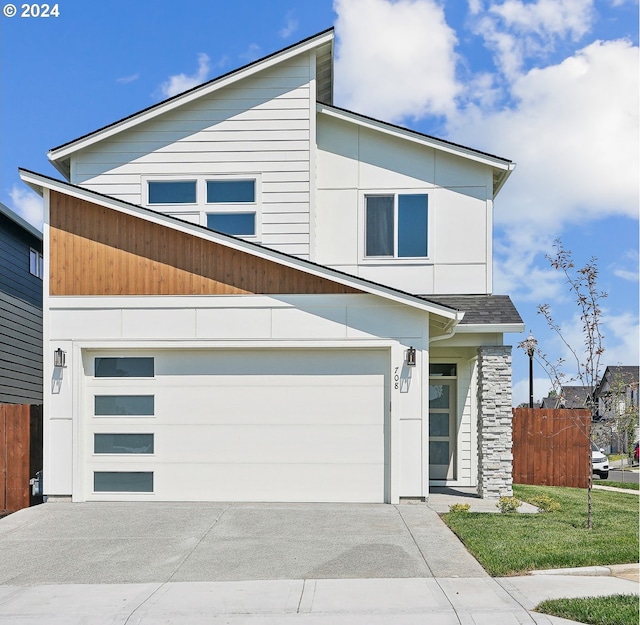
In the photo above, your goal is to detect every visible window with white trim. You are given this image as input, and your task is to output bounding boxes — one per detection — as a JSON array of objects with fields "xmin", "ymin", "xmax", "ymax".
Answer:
[
  {"xmin": 29, "ymin": 248, "xmax": 44, "ymax": 279},
  {"xmin": 144, "ymin": 176, "xmax": 260, "ymax": 238},
  {"xmin": 148, "ymin": 180, "xmax": 196, "ymax": 205},
  {"xmin": 365, "ymin": 194, "xmax": 428, "ymax": 258},
  {"xmin": 206, "ymin": 179, "xmax": 257, "ymax": 236}
]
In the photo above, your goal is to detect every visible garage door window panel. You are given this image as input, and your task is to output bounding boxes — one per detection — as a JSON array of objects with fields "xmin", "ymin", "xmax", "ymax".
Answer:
[
  {"xmin": 94, "ymin": 395, "xmax": 154, "ymax": 416},
  {"xmin": 94, "ymin": 472, "xmax": 154, "ymax": 493},
  {"xmin": 95, "ymin": 357, "xmax": 154, "ymax": 378},
  {"xmin": 94, "ymin": 434, "xmax": 154, "ymax": 454}
]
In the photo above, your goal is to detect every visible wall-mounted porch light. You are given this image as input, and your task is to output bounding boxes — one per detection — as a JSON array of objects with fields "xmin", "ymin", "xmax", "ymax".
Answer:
[
  {"xmin": 53, "ymin": 348, "xmax": 66, "ymax": 368},
  {"xmin": 406, "ymin": 346, "xmax": 416, "ymax": 367}
]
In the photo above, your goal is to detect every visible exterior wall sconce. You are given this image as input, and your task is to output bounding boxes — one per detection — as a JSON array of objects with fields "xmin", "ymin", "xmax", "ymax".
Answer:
[
  {"xmin": 53, "ymin": 348, "xmax": 66, "ymax": 368},
  {"xmin": 406, "ymin": 346, "xmax": 416, "ymax": 367}
]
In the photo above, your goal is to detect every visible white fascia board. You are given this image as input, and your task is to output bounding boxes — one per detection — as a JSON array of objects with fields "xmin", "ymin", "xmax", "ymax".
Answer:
[
  {"xmin": 317, "ymin": 104, "xmax": 515, "ymax": 174},
  {"xmin": 19, "ymin": 169, "xmax": 461, "ymax": 322},
  {"xmin": 48, "ymin": 31, "xmax": 334, "ymax": 165},
  {"xmin": 455, "ymin": 323, "xmax": 525, "ymax": 334}
]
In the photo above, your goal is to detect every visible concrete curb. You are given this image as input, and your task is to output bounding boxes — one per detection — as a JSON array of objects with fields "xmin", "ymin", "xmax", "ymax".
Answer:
[{"xmin": 530, "ymin": 563, "xmax": 639, "ymax": 578}]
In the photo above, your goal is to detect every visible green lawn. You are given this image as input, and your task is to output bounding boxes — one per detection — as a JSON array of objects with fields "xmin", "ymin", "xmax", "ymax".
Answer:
[
  {"xmin": 443, "ymin": 484, "xmax": 639, "ymax": 576},
  {"xmin": 536, "ymin": 594, "xmax": 639, "ymax": 625},
  {"xmin": 595, "ymin": 480, "xmax": 640, "ymax": 491}
]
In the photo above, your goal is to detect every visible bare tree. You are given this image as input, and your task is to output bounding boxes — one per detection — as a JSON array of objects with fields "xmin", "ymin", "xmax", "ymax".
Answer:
[{"xmin": 518, "ymin": 239, "xmax": 606, "ymax": 529}]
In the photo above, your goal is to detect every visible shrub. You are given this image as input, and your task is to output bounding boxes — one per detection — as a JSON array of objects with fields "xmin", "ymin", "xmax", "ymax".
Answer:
[
  {"xmin": 530, "ymin": 494, "xmax": 561, "ymax": 513},
  {"xmin": 449, "ymin": 503, "xmax": 471, "ymax": 513},
  {"xmin": 496, "ymin": 496, "xmax": 522, "ymax": 513}
]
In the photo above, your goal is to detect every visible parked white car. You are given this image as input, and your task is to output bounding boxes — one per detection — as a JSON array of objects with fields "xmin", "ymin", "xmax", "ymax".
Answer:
[{"xmin": 592, "ymin": 444, "xmax": 609, "ymax": 479}]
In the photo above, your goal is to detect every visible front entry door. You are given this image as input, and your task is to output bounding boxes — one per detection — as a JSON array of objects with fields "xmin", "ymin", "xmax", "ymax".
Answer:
[{"xmin": 428, "ymin": 379, "xmax": 456, "ymax": 480}]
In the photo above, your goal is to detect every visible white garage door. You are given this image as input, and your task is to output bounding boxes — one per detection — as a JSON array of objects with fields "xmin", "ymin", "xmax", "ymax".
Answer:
[{"xmin": 83, "ymin": 349, "xmax": 389, "ymax": 502}]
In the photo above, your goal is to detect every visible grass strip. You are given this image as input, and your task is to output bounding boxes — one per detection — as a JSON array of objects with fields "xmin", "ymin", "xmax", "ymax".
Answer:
[
  {"xmin": 443, "ymin": 485, "xmax": 639, "ymax": 576},
  {"xmin": 535, "ymin": 594, "xmax": 639, "ymax": 625},
  {"xmin": 595, "ymin": 480, "xmax": 639, "ymax": 491}
]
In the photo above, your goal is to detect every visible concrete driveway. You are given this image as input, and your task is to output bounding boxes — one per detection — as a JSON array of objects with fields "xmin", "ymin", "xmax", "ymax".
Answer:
[
  {"xmin": 2, "ymin": 502, "xmax": 638, "ymax": 624},
  {"xmin": 0, "ymin": 502, "xmax": 487, "ymax": 585}
]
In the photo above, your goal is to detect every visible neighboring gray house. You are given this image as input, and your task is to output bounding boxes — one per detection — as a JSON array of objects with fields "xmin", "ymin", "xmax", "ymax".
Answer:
[
  {"xmin": 595, "ymin": 366, "xmax": 639, "ymax": 417},
  {"xmin": 0, "ymin": 202, "xmax": 43, "ymax": 404},
  {"xmin": 541, "ymin": 385, "xmax": 593, "ymax": 410}
]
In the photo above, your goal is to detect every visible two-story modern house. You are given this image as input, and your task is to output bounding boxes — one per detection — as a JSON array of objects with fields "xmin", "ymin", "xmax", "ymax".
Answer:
[{"xmin": 20, "ymin": 28, "xmax": 523, "ymax": 504}]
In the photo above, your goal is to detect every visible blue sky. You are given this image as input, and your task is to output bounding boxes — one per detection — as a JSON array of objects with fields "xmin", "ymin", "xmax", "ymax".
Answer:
[{"xmin": 1, "ymin": 0, "xmax": 638, "ymax": 403}]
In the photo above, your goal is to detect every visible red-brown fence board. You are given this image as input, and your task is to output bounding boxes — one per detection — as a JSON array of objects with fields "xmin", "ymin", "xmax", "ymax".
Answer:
[
  {"xmin": 1, "ymin": 404, "xmax": 42, "ymax": 511},
  {"xmin": 512, "ymin": 408, "xmax": 591, "ymax": 488}
]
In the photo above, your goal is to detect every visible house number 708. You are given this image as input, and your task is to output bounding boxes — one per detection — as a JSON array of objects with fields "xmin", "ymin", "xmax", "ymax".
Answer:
[{"xmin": 394, "ymin": 367, "xmax": 400, "ymax": 390}]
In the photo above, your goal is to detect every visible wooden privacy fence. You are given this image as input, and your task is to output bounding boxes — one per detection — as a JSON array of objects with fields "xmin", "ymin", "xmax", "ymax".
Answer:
[
  {"xmin": 0, "ymin": 403, "xmax": 42, "ymax": 511},
  {"xmin": 512, "ymin": 408, "xmax": 591, "ymax": 488}
]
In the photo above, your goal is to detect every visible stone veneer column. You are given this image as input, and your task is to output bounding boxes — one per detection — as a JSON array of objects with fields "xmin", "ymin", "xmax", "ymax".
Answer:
[{"xmin": 477, "ymin": 345, "xmax": 513, "ymax": 499}]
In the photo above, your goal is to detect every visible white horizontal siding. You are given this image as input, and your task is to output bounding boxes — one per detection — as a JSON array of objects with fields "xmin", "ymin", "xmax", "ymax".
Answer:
[
  {"xmin": 263, "ymin": 212, "xmax": 309, "ymax": 224},
  {"xmin": 75, "ymin": 55, "xmax": 314, "ymax": 257}
]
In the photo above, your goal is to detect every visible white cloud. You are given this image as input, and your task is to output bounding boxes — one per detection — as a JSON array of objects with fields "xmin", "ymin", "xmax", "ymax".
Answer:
[
  {"xmin": 472, "ymin": 0, "xmax": 596, "ymax": 77},
  {"xmin": 8, "ymin": 186, "xmax": 43, "ymax": 230},
  {"xmin": 116, "ymin": 73, "xmax": 139, "ymax": 84},
  {"xmin": 613, "ymin": 268, "xmax": 640, "ymax": 282},
  {"xmin": 158, "ymin": 53, "xmax": 210, "ymax": 98},
  {"xmin": 601, "ymin": 310, "xmax": 640, "ymax": 366},
  {"xmin": 333, "ymin": 0, "xmax": 461, "ymax": 122},
  {"xmin": 240, "ymin": 43, "xmax": 261, "ymax": 62},
  {"xmin": 451, "ymin": 39, "xmax": 639, "ymax": 230},
  {"xmin": 279, "ymin": 12, "xmax": 299, "ymax": 38},
  {"xmin": 512, "ymin": 374, "xmax": 554, "ymax": 405},
  {"xmin": 489, "ymin": 0, "xmax": 594, "ymax": 39},
  {"xmin": 611, "ymin": 250, "xmax": 640, "ymax": 282}
]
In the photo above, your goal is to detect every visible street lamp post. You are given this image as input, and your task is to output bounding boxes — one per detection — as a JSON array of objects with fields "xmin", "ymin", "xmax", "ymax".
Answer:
[{"xmin": 522, "ymin": 332, "xmax": 538, "ymax": 408}]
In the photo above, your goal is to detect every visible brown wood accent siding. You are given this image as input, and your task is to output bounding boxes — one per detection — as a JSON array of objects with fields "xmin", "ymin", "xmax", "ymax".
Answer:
[
  {"xmin": 49, "ymin": 192, "xmax": 360, "ymax": 296},
  {"xmin": 512, "ymin": 408, "xmax": 591, "ymax": 488}
]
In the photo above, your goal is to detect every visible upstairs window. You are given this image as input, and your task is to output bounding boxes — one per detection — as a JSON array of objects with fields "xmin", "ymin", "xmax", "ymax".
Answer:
[
  {"xmin": 206, "ymin": 213, "xmax": 255, "ymax": 236},
  {"xmin": 148, "ymin": 180, "xmax": 196, "ymax": 204},
  {"xmin": 365, "ymin": 194, "xmax": 428, "ymax": 258},
  {"xmin": 29, "ymin": 248, "xmax": 44, "ymax": 279},
  {"xmin": 207, "ymin": 180, "xmax": 255, "ymax": 204},
  {"xmin": 206, "ymin": 179, "xmax": 257, "ymax": 236},
  {"xmin": 145, "ymin": 176, "xmax": 260, "ymax": 238}
]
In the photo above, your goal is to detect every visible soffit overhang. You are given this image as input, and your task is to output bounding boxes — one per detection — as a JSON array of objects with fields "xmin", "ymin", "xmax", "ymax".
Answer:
[{"xmin": 20, "ymin": 168, "xmax": 462, "ymax": 323}]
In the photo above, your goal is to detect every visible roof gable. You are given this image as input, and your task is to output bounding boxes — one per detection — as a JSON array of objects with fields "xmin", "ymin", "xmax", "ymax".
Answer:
[
  {"xmin": 48, "ymin": 28, "xmax": 335, "ymax": 178},
  {"xmin": 317, "ymin": 104, "xmax": 514, "ymax": 197}
]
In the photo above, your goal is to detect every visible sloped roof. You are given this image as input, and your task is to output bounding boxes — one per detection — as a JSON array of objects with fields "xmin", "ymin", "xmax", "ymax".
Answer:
[
  {"xmin": 419, "ymin": 295, "xmax": 523, "ymax": 331},
  {"xmin": 0, "ymin": 201, "xmax": 42, "ymax": 240},
  {"xmin": 19, "ymin": 168, "xmax": 463, "ymax": 322},
  {"xmin": 317, "ymin": 104, "xmax": 514, "ymax": 197},
  {"xmin": 603, "ymin": 366, "xmax": 639, "ymax": 384},
  {"xmin": 48, "ymin": 28, "xmax": 335, "ymax": 178},
  {"xmin": 597, "ymin": 365, "xmax": 640, "ymax": 396},
  {"xmin": 47, "ymin": 28, "xmax": 514, "ymax": 194}
]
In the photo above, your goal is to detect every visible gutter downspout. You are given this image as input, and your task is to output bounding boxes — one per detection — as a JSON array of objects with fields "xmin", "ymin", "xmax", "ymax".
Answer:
[{"xmin": 429, "ymin": 312, "xmax": 463, "ymax": 344}]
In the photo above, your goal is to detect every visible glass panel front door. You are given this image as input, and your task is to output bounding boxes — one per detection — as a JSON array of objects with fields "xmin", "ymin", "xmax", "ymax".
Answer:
[{"xmin": 429, "ymin": 379, "xmax": 456, "ymax": 480}]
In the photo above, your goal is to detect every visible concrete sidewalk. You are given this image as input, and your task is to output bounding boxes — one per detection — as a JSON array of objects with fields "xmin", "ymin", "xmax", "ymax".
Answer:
[
  {"xmin": 1, "ymin": 574, "xmax": 637, "ymax": 624},
  {"xmin": 0, "ymin": 502, "xmax": 637, "ymax": 624}
]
